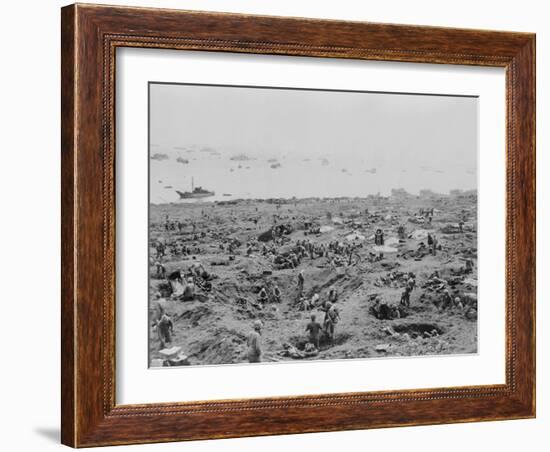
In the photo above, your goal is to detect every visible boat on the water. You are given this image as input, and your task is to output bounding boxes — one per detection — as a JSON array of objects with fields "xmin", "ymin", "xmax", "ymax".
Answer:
[{"xmin": 176, "ymin": 177, "xmax": 215, "ymax": 199}]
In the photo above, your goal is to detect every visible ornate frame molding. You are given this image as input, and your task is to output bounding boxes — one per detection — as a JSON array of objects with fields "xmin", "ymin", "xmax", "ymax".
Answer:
[{"xmin": 62, "ymin": 4, "xmax": 535, "ymax": 447}]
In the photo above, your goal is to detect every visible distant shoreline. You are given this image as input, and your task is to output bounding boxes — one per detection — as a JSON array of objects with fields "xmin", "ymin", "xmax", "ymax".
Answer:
[
  {"xmin": 150, "ymin": 188, "xmax": 478, "ymax": 207},
  {"xmin": 149, "ymin": 188, "xmax": 477, "ymax": 206}
]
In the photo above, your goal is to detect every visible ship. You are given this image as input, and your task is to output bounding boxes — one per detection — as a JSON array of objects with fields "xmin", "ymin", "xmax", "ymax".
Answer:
[{"xmin": 176, "ymin": 177, "xmax": 215, "ymax": 199}]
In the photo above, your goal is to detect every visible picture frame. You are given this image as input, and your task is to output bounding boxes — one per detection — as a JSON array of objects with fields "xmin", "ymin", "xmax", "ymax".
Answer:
[{"xmin": 61, "ymin": 3, "xmax": 535, "ymax": 447}]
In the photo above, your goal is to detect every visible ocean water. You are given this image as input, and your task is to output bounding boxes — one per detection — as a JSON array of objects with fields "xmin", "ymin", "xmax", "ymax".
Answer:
[{"xmin": 149, "ymin": 151, "xmax": 476, "ymax": 204}]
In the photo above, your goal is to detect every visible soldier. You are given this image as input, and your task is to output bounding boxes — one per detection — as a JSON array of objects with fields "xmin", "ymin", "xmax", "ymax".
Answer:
[
  {"xmin": 151, "ymin": 292, "xmax": 167, "ymax": 323},
  {"xmin": 155, "ymin": 241, "xmax": 165, "ymax": 258},
  {"xmin": 370, "ymin": 297, "xmax": 382, "ymax": 319},
  {"xmin": 310, "ymin": 293, "xmax": 320, "ymax": 309},
  {"xmin": 182, "ymin": 277, "xmax": 195, "ymax": 301},
  {"xmin": 407, "ymin": 273, "xmax": 416, "ymax": 292},
  {"xmin": 247, "ymin": 320, "xmax": 263, "ymax": 363},
  {"xmin": 440, "ymin": 289, "xmax": 453, "ymax": 310},
  {"xmin": 297, "ymin": 270, "xmax": 305, "ymax": 294},
  {"xmin": 322, "ymin": 302, "xmax": 340, "ymax": 344},
  {"xmin": 289, "ymin": 252, "xmax": 299, "ymax": 268},
  {"xmin": 428, "ymin": 233, "xmax": 438, "ymax": 256},
  {"xmin": 397, "ymin": 224, "xmax": 406, "ymax": 240},
  {"xmin": 374, "ymin": 229, "xmax": 385, "ymax": 246},
  {"xmin": 154, "ymin": 260, "xmax": 166, "ymax": 279},
  {"xmin": 347, "ymin": 247, "xmax": 354, "ymax": 265},
  {"xmin": 156, "ymin": 312, "xmax": 174, "ymax": 349},
  {"xmin": 305, "ymin": 314, "xmax": 323, "ymax": 349},
  {"xmin": 400, "ymin": 288, "xmax": 411, "ymax": 307},
  {"xmin": 272, "ymin": 284, "xmax": 282, "ymax": 303},
  {"xmin": 454, "ymin": 296, "xmax": 464, "ymax": 310},
  {"xmin": 298, "ymin": 296, "xmax": 309, "ymax": 311},
  {"xmin": 258, "ymin": 287, "xmax": 268, "ymax": 305},
  {"xmin": 390, "ymin": 303, "xmax": 401, "ymax": 319}
]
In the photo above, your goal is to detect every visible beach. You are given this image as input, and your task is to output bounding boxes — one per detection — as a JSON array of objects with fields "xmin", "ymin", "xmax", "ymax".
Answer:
[{"xmin": 148, "ymin": 191, "xmax": 478, "ymax": 366}]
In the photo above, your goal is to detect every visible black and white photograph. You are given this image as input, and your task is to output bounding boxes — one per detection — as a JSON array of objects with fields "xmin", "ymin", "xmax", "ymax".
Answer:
[{"xmin": 147, "ymin": 83, "xmax": 479, "ymax": 367}]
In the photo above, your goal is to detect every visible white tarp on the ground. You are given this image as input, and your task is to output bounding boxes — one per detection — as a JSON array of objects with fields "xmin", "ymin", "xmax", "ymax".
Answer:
[
  {"xmin": 372, "ymin": 245, "xmax": 398, "ymax": 253},
  {"xmin": 410, "ymin": 229, "xmax": 430, "ymax": 240},
  {"xmin": 345, "ymin": 232, "xmax": 365, "ymax": 241},
  {"xmin": 170, "ymin": 280, "xmax": 184, "ymax": 297}
]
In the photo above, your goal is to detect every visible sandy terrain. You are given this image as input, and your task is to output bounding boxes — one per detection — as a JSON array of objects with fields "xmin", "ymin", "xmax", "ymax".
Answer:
[{"xmin": 148, "ymin": 192, "xmax": 478, "ymax": 366}]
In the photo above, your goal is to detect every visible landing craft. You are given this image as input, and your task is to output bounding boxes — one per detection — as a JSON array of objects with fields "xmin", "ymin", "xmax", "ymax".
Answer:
[{"xmin": 176, "ymin": 177, "xmax": 215, "ymax": 199}]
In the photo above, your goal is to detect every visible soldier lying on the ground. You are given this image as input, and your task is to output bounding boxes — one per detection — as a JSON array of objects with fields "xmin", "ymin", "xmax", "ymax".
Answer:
[
  {"xmin": 194, "ymin": 275, "xmax": 212, "ymax": 292},
  {"xmin": 297, "ymin": 294, "xmax": 318, "ymax": 311},
  {"xmin": 279, "ymin": 342, "xmax": 319, "ymax": 359},
  {"xmin": 449, "ymin": 258, "xmax": 474, "ymax": 275}
]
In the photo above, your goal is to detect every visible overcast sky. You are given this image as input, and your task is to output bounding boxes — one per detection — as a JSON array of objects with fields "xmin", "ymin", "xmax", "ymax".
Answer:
[{"xmin": 150, "ymin": 82, "xmax": 477, "ymax": 170}]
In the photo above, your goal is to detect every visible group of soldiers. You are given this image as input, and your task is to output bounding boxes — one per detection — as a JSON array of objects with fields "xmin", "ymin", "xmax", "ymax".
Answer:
[
  {"xmin": 246, "ymin": 291, "xmax": 342, "ymax": 363},
  {"xmin": 257, "ymin": 236, "xmax": 361, "ymax": 270},
  {"xmin": 419, "ymin": 207, "xmax": 435, "ymax": 224},
  {"xmin": 150, "ymin": 204, "xmax": 478, "ymax": 366},
  {"xmin": 369, "ymin": 274, "xmax": 416, "ymax": 320},
  {"xmin": 257, "ymin": 284, "xmax": 282, "ymax": 305},
  {"xmin": 151, "ymin": 214, "xmax": 413, "ymax": 362}
]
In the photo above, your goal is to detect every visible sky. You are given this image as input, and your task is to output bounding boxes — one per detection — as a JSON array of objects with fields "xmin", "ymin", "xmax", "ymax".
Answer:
[{"xmin": 149, "ymin": 83, "xmax": 477, "ymax": 203}]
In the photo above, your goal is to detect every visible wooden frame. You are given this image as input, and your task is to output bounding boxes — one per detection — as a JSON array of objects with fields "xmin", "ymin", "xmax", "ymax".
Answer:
[{"xmin": 61, "ymin": 3, "xmax": 535, "ymax": 447}]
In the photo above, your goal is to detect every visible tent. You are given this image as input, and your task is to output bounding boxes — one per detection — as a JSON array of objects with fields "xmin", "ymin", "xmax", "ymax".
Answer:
[
  {"xmin": 319, "ymin": 225, "xmax": 334, "ymax": 233},
  {"xmin": 257, "ymin": 228, "xmax": 274, "ymax": 242}
]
